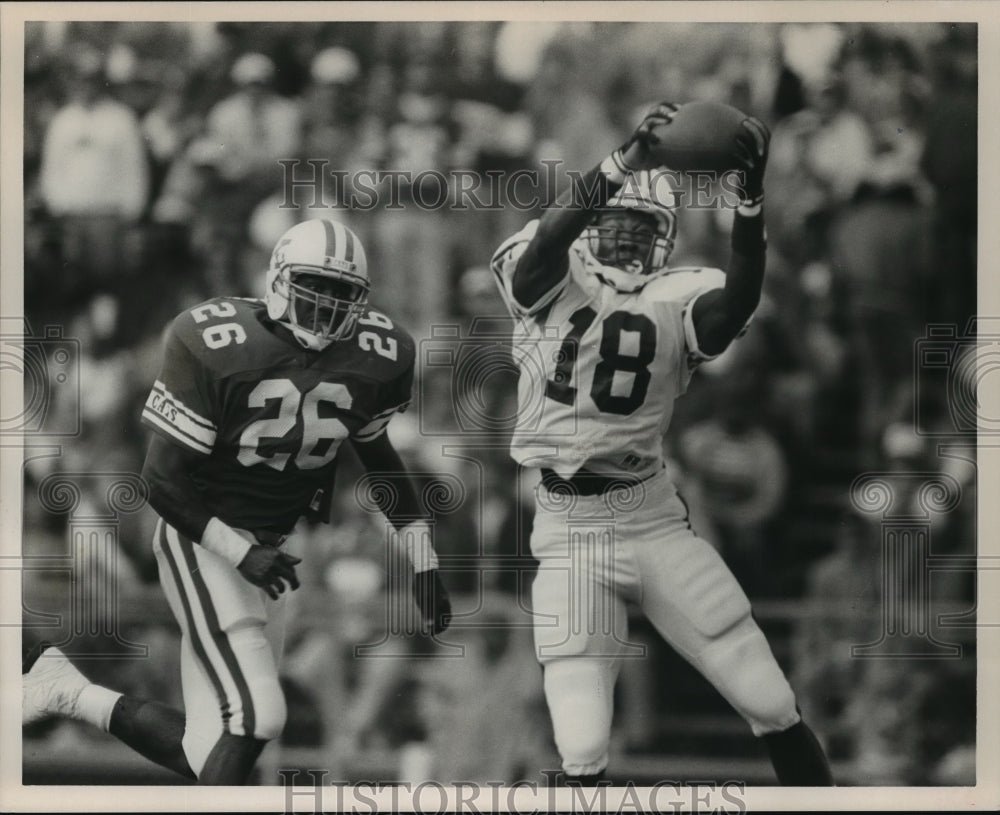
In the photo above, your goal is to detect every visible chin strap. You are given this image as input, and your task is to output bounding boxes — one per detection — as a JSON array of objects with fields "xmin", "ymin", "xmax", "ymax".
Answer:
[{"xmin": 290, "ymin": 324, "xmax": 332, "ymax": 351}]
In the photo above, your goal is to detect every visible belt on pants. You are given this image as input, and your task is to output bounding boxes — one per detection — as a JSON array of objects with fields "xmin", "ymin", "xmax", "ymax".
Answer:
[{"xmin": 539, "ymin": 467, "xmax": 656, "ymax": 497}]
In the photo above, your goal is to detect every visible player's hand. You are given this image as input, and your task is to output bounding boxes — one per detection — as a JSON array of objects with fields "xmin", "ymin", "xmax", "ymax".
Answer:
[
  {"xmin": 237, "ymin": 545, "xmax": 302, "ymax": 600},
  {"xmin": 731, "ymin": 116, "xmax": 771, "ymax": 204},
  {"xmin": 412, "ymin": 569, "xmax": 451, "ymax": 635},
  {"xmin": 619, "ymin": 102, "xmax": 681, "ymax": 171}
]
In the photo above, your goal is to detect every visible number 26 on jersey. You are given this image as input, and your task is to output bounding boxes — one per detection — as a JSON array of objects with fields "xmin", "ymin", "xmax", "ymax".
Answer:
[{"xmin": 192, "ymin": 302, "xmax": 397, "ymax": 361}]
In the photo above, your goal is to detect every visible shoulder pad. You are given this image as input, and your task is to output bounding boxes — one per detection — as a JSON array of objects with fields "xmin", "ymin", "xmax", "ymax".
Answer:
[
  {"xmin": 170, "ymin": 295, "xmax": 261, "ymax": 337},
  {"xmin": 361, "ymin": 308, "xmax": 415, "ymax": 356},
  {"xmin": 167, "ymin": 297, "xmax": 274, "ymax": 373},
  {"xmin": 491, "ymin": 220, "xmax": 540, "ymax": 270},
  {"xmin": 316, "ymin": 308, "xmax": 416, "ymax": 381},
  {"xmin": 643, "ymin": 267, "xmax": 726, "ymax": 303}
]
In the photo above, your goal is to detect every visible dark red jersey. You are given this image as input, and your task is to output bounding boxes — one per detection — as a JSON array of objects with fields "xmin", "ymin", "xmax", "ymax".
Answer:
[{"xmin": 141, "ymin": 297, "xmax": 413, "ymax": 532}]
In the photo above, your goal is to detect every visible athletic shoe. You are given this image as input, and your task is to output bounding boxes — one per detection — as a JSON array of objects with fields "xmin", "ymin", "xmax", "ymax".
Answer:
[{"xmin": 22, "ymin": 642, "xmax": 90, "ymax": 726}]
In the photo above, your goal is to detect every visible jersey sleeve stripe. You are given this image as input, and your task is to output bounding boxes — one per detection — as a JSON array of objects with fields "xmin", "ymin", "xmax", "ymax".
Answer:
[
  {"xmin": 141, "ymin": 408, "xmax": 214, "ymax": 455},
  {"xmin": 353, "ymin": 425, "xmax": 390, "ymax": 443},
  {"xmin": 353, "ymin": 417, "xmax": 393, "ymax": 441},
  {"xmin": 368, "ymin": 405, "xmax": 399, "ymax": 421},
  {"xmin": 492, "ymin": 231, "xmax": 529, "ymax": 263},
  {"xmin": 353, "ymin": 405, "xmax": 405, "ymax": 441},
  {"xmin": 150, "ymin": 380, "xmax": 217, "ymax": 432},
  {"xmin": 142, "ymin": 386, "xmax": 217, "ymax": 448}
]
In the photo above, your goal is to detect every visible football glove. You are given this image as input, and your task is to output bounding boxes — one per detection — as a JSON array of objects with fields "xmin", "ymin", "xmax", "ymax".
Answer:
[
  {"xmin": 412, "ymin": 569, "xmax": 451, "ymax": 635},
  {"xmin": 732, "ymin": 116, "xmax": 771, "ymax": 206},
  {"xmin": 615, "ymin": 101, "xmax": 681, "ymax": 173},
  {"xmin": 237, "ymin": 545, "xmax": 302, "ymax": 600}
]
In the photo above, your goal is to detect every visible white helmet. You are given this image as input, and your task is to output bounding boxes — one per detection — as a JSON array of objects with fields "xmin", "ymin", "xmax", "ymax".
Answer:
[
  {"xmin": 582, "ymin": 169, "xmax": 677, "ymax": 285},
  {"xmin": 265, "ymin": 218, "xmax": 370, "ymax": 350}
]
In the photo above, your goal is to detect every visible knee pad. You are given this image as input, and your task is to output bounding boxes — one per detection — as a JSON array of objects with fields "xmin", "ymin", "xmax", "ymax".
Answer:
[
  {"xmin": 696, "ymin": 616, "xmax": 799, "ymax": 736},
  {"xmin": 241, "ymin": 673, "xmax": 287, "ymax": 741},
  {"xmin": 543, "ymin": 659, "xmax": 616, "ymax": 776},
  {"xmin": 191, "ymin": 667, "xmax": 286, "ymax": 743}
]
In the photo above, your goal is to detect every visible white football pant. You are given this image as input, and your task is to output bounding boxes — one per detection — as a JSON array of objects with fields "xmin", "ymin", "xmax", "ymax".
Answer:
[
  {"xmin": 153, "ymin": 519, "xmax": 288, "ymax": 777},
  {"xmin": 529, "ymin": 468, "xmax": 799, "ymax": 776}
]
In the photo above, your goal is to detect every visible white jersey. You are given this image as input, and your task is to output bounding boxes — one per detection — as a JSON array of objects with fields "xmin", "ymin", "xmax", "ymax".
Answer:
[{"xmin": 491, "ymin": 220, "xmax": 727, "ymax": 480}]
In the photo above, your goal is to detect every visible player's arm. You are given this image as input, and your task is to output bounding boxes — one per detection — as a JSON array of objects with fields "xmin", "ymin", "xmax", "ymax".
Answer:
[
  {"xmin": 141, "ymin": 434, "xmax": 300, "ymax": 599},
  {"xmin": 142, "ymin": 432, "xmax": 215, "ymax": 542},
  {"xmin": 690, "ymin": 117, "xmax": 771, "ymax": 357},
  {"xmin": 510, "ymin": 104, "xmax": 675, "ymax": 309},
  {"xmin": 351, "ymin": 431, "xmax": 451, "ymax": 634},
  {"xmin": 350, "ymin": 431, "xmax": 425, "ymax": 525}
]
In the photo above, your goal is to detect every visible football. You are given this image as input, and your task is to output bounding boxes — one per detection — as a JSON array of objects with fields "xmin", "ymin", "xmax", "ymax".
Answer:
[{"xmin": 646, "ymin": 100, "xmax": 747, "ymax": 173}]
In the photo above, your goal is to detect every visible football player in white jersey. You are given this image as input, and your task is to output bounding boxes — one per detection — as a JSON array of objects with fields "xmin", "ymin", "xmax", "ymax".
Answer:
[{"xmin": 490, "ymin": 104, "xmax": 834, "ymax": 785}]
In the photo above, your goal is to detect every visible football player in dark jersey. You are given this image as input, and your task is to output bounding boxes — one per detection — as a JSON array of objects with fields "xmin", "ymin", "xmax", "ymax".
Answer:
[{"xmin": 23, "ymin": 218, "xmax": 451, "ymax": 784}]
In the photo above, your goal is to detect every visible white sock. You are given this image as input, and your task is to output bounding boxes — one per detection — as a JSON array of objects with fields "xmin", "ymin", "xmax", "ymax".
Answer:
[{"xmin": 75, "ymin": 684, "xmax": 123, "ymax": 732}]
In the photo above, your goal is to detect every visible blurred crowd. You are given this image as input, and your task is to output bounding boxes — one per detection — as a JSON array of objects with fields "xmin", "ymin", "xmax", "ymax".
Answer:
[{"xmin": 21, "ymin": 20, "xmax": 976, "ymax": 785}]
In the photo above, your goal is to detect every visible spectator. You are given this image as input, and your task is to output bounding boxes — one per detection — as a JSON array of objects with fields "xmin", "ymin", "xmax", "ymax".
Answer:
[
  {"xmin": 141, "ymin": 65, "xmax": 201, "ymax": 205},
  {"xmin": 203, "ymin": 52, "xmax": 301, "ymax": 184},
  {"xmin": 448, "ymin": 26, "xmax": 535, "ymax": 266},
  {"xmin": 766, "ymin": 74, "xmax": 875, "ymax": 262},
  {"xmin": 39, "ymin": 48, "xmax": 150, "ymax": 298},
  {"xmin": 194, "ymin": 52, "xmax": 302, "ymax": 293},
  {"xmin": 677, "ymin": 396, "xmax": 790, "ymax": 597},
  {"xmin": 40, "ymin": 50, "xmax": 150, "ymax": 222},
  {"xmin": 369, "ymin": 54, "xmax": 458, "ymax": 336},
  {"xmin": 409, "ymin": 615, "xmax": 545, "ymax": 783},
  {"xmin": 301, "ymin": 46, "xmax": 364, "ymax": 165},
  {"xmin": 791, "ymin": 510, "xmax": 881, "ymax": 761},
  {"xmin": 920, "ymin": 24, "xmax": 976, "ymax": 325},
  {"xmin": 295, "ymin": 47, "xmax": 381, "ymax": 248}
]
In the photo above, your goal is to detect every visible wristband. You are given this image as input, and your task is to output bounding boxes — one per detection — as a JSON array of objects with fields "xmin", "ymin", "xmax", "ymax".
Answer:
[
  {"xmin": 395, "ymin": 521, "xmax": 440, "ymax": 573},
  {"xmin": 738, "ymin": 192, "xmax": 764, "ymax": 216},
  {"xmin": 600, "ymin": 151, "xmax": 632, "ymax": 185},
  {"xmin": 201, "ymin": 517, "xmax": 254, "ymax": 567}
]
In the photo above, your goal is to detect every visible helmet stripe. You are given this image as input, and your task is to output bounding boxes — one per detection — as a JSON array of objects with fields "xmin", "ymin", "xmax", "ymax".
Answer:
[
  {"xmin": 342, "ymin": 222, "xmax": 355, "ymax": 263},
  {"xmin": 322, "ymin": 218, "xmax": 337, "ymax": 258}
]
